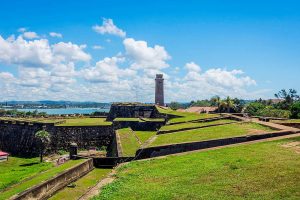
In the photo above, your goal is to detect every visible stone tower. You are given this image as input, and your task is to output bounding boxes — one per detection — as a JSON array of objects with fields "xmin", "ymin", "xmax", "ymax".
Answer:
[{"xmin": 155, "ymin": 74, "xmax": 164, "ymax": 106}]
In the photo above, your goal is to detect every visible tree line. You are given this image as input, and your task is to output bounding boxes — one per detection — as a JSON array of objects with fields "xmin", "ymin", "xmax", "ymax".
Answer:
[{"xmin": 168, "ymin": 89, "xmax": 300, "ymax": 119}]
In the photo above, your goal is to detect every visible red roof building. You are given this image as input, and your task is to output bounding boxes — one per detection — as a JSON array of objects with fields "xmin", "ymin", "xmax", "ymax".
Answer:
[{"xmin": 0, "ymin": 151, "xmax": 9, "ymax": 156}]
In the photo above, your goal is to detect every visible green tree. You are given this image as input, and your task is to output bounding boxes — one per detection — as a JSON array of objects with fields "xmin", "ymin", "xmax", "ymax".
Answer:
[
  {"xmin": 211, "ymin": 96, "xmax": 222, "ymax": 113},
  {"xmin": 169, "ymin": 102, "xmax": 182, "ymax": 110},
  {"xmin": 35, "ymin": 129, "xmax": 51, "ymax": 162},
  {"xmin": 275, "ymin": 89, "xmax": 299, "ymax": 109},
  {"xmin": 223, "ymin": 96, "xmax": 235, "ymax": 113},
  {"xmin": 244, "ymin": 102, "xmax": 266, "ymax": 116},
  {"xmin": 290, "ymin": 102, "xmax": 300, "ymax": 119}
]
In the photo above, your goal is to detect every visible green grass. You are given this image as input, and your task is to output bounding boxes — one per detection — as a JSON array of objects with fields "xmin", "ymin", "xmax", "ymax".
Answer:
[
  {"xmin": 140, "ymin": 118, "xmax": 165, "ymax": 122},
  {"xmin": 117, "ymin": 128, "xmax": 140, "ymax": 157},
  {"xmin": 134, "ymin": 131, "xmax": 157, "ymax": 144},
  {"xmin": 150, "ymin": 122, "xmax": 275, "ymax": 147},
  {"xmin": 155, "ymin": 106, "xmax": 220, "ymax": 124},
  {"xmin": 49, "ymin": 168, "xmax": 111, "ymax": 200},
  {"xmin": 94, "ymin": 136, "xmax": 300, "ymax": 200},
  {"xmin": 117, "ymin": 128, "xmax": 157, "ymax": 156},
  {"xmin": 113, "ymin": 118, "xmax": 142, "ymax": 122},
  {"xmin": 0, "ymin": 117, "xmax": 64, "ymax": 124},
  {"xmin": 159, "ymin": 119, "xmax": 236, "ymax": 132},
  {"xmin": 56, "ymin": 118, "xmax": 112, "ymax": 126},
  {"xmin": 272, "ymin": 119, "xmax": 300, "ymax": 123},
  {"xmin": 0, "ymin": 159, "xmax": 84, "ymax": 200},
  {"xmin": 0, "ymin": 157, "xmax": 53, "ymax": 191},
  {"xmin": 168, "ymin": 113, "xmax": 220, "ymax": 124}
]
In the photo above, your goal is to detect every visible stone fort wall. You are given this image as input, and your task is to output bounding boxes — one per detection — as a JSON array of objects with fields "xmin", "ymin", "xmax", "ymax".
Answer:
[{"xmin": 0, "ymin": 120, "xmax": 115, "ymax": 157}]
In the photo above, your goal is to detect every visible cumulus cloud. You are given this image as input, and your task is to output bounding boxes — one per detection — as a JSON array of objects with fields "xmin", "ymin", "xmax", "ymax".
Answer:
[
  {"xmin": 92, "ymin": 45, "xmax": 104, "ymax": 50},
  {"xmin": 93, "ymin": 18, "xmax": 126, "ymax": 38},
  {"xmin": 81, "ymin": 56, "xmax": 136, "ymax": 83},
  {"xmin": 23, "ymin": 31, "xmax": 39, "ymax": 39},
  {"xmin": 123, "ymin": 38, "xmax": 170, "ymax": 71},
  {"xmin": 49, "ymin": 32, "xmax": 63, "ymax": 38},
  {"xmin": 52, "ymin": 42, "xmax": 91, "ymax": 62},
  {"xmin": 185, "ymin": 62, "xmax": 201, "ymax": 72},
  {"xmin": 0, "ymin": 22, "xmax": 261, "ymax": 102}
]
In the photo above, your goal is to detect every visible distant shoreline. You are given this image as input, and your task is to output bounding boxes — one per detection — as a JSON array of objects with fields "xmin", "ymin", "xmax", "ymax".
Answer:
[{"xmin": 2, "ymin": 108, "xmax": 110, "ymax": 115}]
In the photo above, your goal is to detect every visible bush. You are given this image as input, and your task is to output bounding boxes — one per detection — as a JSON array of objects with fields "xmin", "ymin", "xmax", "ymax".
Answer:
[
  {"xmin": 244, "ymin": 102, "xmax": 265, "ymax": 116},
  {"xmin": 290, "ymin": 102, "xmax": 300, "ymax": 119},
  {"xmin": 258, "ymin": 106, "xmax": 291, "ymax": 118}
]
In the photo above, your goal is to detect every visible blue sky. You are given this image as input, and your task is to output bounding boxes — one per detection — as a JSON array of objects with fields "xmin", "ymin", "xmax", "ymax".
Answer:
[{"xmin": 0, "ymin": 0, "xmax": 299, "ymax": 102}]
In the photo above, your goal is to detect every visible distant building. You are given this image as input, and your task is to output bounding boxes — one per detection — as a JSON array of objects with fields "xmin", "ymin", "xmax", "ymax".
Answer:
[
  {"xmin": 177, "ymin": 106, "xmax": 218, "ymax": 114},
  {"xmin": 155, "ymin": 74, "xmax": 164, "ymax": 106}
]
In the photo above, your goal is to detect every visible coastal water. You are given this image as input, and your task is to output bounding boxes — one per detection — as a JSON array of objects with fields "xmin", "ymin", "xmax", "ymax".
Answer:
[{"xmin": 4, "ymin": 108, "xmax": 110, "ymax": 115}]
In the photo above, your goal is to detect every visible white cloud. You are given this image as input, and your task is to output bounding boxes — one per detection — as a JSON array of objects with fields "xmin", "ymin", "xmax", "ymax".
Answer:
[
  {"xmin": 23, "ymin": 31, "xmax": 39, "ymax": 39},
  {"xmin": 185, "ymin": 62, "xmax": 201, "ymax": 72},
  {"xmin": 52, "ymin": 42, "xmax": 91, "ymax": 62},
  {"xmin": 92, "ymin": 45, "xmax": 104, "ymax": 50},
  {"xmin": 81, "ymin": 56, "xmax": 136, "ymax": 83},
  {"xmin": 123, "ymin": 38, "xmax": 170, "ymax": 71},
  {"xmin": 49, "ymin": 32, "xmax": 63, "ymax": 38},
  {"xmin": 93, "ymin": 18, "xmax": 126, "ymax": 38},
  {"xmin": 18, "ymin": 27, "xmax": 26, "ymax": 33}
]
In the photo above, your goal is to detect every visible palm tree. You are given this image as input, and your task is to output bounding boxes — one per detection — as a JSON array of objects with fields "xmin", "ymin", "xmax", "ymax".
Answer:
[
  {"xmin": 224, "ymin": 96, "xmax": 235, "ymax": 113},
  {"xmin": 35, "ymin": 129, "xmax": 50, "ymax": 162},
  {"xmin": 211, "ymin": 96, "xmax": 222, "ymax": 113}
]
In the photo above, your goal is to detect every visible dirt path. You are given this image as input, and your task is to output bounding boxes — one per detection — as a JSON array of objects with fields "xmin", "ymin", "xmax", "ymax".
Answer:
[
  {"xmin": 78, "ymin": 170, "xmax": 116, "ymax": 200},
  {"xmin": 141, "ymin": 135, "xmax": 158, "ymax": 148}
]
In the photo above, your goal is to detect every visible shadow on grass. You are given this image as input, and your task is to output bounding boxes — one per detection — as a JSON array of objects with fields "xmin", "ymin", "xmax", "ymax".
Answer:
[{"xmin": 19, "ymin": 162, "xmax": 39, "ymax": 167}]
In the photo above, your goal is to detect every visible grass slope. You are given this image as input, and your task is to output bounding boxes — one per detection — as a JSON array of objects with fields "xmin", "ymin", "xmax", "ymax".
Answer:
[
  {"xmin": 159, "ymin": 119, "xmax": 236, "ymax": 132},
  {"xmin": 49, "ymin": 168, "xmax": 111, "ymax": 200},
  {"xmin": 155, "ymin": 106, "xmax": 220, "ymax": 124},
  {"xmin": 0, "ymin": 159, "xmax": 84, "ymax": 200},
  {"xmin": 118, "ymin": 128, "xmax": 156, "ymax": 156},
  {"xmin": 57, "ymin": 118, "xmax": 112, "ymax": 126},
  {"xmin": 150, "ymin": 122, "xmax": 274, "ymax": 147},
  {"xmin": 0, "ymin": 157, "xmax": 53, "ymax": 191},
  {"xmin": 94, "ymin": 136, "xmax": 300, "ymax": 200}
]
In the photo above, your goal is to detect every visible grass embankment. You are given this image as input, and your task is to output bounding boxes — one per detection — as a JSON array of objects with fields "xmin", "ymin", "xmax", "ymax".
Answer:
[
  {"xmin": 159, "ymin": 119, "xmax": 236, "ymax": 132},
  {"xmin": 150, "ymin": 122, "xmax": 274, "ymax": 147},
  {"xmin": 113, "ymin": 118, "xmax": 142, "ymax": 122},
  {"xmin": 0, "ymin": 159, "xmax": 84, "ymax": 200},
  {"xmin": 117, "ymin": 128, "xmax": 156, "ymax": 156},
  {"xmin": 0, "ymin": 117, "xmax": 63, "ymax": 124},
  {"xmin": 272, "ymin": 119, "xmax": 300, "ymax": 123},
  {"xmin": 57, "ymin": 118, "xmax": 112, "ymax": 126},
  {"xmin": 94, "ymin": 136, "xmax": 300, "ymax": 200},
  {"xmin": 49, "ymin": 168, "xmax": 111, "ymax": 200},
  {"xmin": 155, "ymin": 106, "xmax": 220, "ymax": 124},
  {"xmin": 0, "ymin": 157, "xmax": 53, "ymax": 191}
]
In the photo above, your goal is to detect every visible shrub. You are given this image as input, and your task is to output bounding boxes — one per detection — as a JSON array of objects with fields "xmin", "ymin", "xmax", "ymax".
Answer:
[
  {"xmin": 290, "ymin": 102, "xmax": 300, "ymax": 119},
  {"xmin": 258, "ymin": 106, "xmax": 291, "ymax": 118},
  {"xmin": 244, "ymin": 102, "xmax": 266, "ymax": 116}
]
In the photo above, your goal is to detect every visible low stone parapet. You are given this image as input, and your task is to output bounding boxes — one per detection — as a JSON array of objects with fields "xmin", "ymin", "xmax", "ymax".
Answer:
[{"xmin": 10, "ymin": 159, "xmax": 94, "ymax": 200}]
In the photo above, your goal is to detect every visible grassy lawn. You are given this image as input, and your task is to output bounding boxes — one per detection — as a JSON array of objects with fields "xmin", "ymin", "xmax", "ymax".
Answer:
[
  {"xmin": 117, "ymin": 128, "xmax": 157, "ymax": 156},
  {"xmin": 56, "ymin": 118, "xmax": 112, "ymax": 126},
  {"xmin": 134, "ymin": 130, "xmax": 157, "ymax": 144},
  {"xmin": 0, "ymin": 117, "xmax": 64, "ymax": 124},
  {"xmin": 140, "ymin": 118, "xmax": 165, "ymax": 122},
  {"xmin": 0, "ymin": 157, "xmax": 53, "ymax": 191},
  {"xmin": 49, "ymin": 168, "xmax": 111, "ymax": 200},
  {"xmin": 159, "ymin": 119, "xmax": 236, "ymax": 132},
  {"xmin": 94, "ymin": 136, "xmax": 300, "ymax": 200},
  {"xmin": 150, "ymin": 122, "xmax": 274, "ymax": 147},
  {"xmin": 168, "ymin": 113, "xmax": 220, "ymax": 124},
  {"xmin": 0, "ymin": 159, "xmax": 84, "ymax": 200},
  {"xmin": 272, "ymin": 119, "xmax": 300, "ymax": 123},
  {"xmin": 113, "ymin": 118, "xmax": 142, "ymax": 122},
  {"xmin": 117, "ymin": 128, "xmax": 140, "ymax": 157},
  {"xmin": 155, "ymin": 106, "xmax": 220, "ymax": 124}
]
